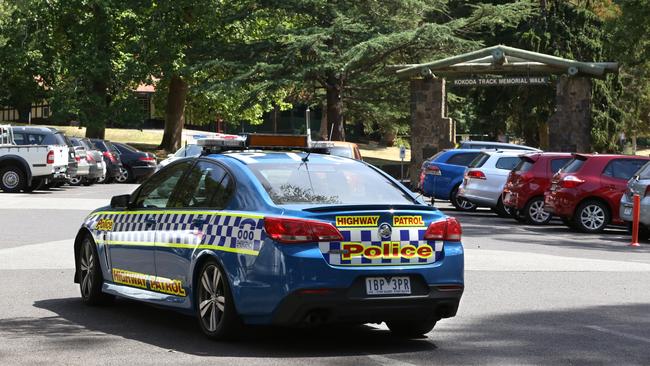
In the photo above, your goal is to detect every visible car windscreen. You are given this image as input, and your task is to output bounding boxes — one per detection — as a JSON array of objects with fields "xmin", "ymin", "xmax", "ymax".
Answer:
[
  {"xmin": 561, "ymin": 157, "xmax": 586, "ymax": 174},
  {"xmin": 174, "ymin": 144, "xmax": 202, "ymax": 157},
  {"xmin": 328, "ymin": 146, "xmax": 354, "ymax": 159},
  {"xmin": 248, "ymin": 162, "xmax": 415, "ymax": 205},
  {"xmin": 468, "ymin": 153, "xmax": 490, "ymax": 168}
]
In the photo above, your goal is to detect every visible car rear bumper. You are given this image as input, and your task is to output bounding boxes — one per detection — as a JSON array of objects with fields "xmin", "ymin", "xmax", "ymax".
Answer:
[
  {"xmin": 544, "ymin": 190, "xmax": 577, "ymax": 217},
  {"xmin": 619, "ymin": 194, "xmax": 650, "ymax": 226},
  {"xmin": 271, "ymin": 285, "xmax": 462, "ymax": 326},
  {"xmin": 131, "ymin": 165, "xmax": 157, "ymax": 180}
]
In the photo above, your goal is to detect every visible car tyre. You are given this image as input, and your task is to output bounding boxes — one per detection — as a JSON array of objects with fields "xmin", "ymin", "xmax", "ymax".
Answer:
[
  {"xmin": 23, "ymin": 177, "xmax": 44, "ymax": 193},
  {"xmin": 494, "ymin": 197, "xmax": 513, "ymax": 218},
  {"xmin": 0, "ymin": 165, "xmax": 26, "ymax": 193},
  {"xmin": 573, "ymin": 200, "xmax": 610, "ymax": 233},
  {"xmin": 387, "ymin": 318, "xmax": 437, "ymax": 338},
  {"xmin": 115, "ymin": 167, "xmax": 130, "ymax": 183},
  {"xmin": 512, "ymin": 209, "xmax": 527, "ymax": 223},
  {"xmin": 196, "ymin": 260, "xmax": 242, "ymax": 340},
  {"xmin": 79, "ymin": 235, "xmax": 114, "ymax": 305},
  {"xmin": 450, "ymin": 186, "xmax": 477, "ymax": 212},
  {"xmin": 68, "ymin": 176, "xmax": 82, "ymax": 186},
  {"xmin": 524, "ymin": 197, "xmax": 552, "ymax": 225}
]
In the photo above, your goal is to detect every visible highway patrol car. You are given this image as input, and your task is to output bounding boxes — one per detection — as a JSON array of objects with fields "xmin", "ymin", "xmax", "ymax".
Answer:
[{"xmin": 73, "ymin": 134, "xmax": 464, "ymax": 339}]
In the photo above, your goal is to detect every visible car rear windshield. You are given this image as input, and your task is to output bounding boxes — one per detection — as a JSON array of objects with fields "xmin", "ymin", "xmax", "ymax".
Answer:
[
  {"xmin": 328, "ymin": 146, "xmax": 354, "ymax": 159},
  {"xmin": 468, "ymin": 153, "xmax": 490, "ymax": 168},
  {"xmin": 638, "ymin": 162, "xmax": 650, "ymax": 179},
  {"xmin": 561, "ymin": 158, "xmax": 586, "ymax": 173},
  {"xmin": 247, "ymin": 162, "xmax": 415, "ymax": 205},
  {"xmin": 514, "ymin": 159, "xmax": 534, "ymax": 173}
]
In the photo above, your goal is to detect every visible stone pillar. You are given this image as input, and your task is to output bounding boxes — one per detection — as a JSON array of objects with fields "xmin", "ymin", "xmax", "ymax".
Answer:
[
  {"xmin": 409, "ymin": 77, "xmax": 455, "ymax": 186},
  {"xmin": 547, "ymin": 76, "xmax": 592, "ymax": 152}
]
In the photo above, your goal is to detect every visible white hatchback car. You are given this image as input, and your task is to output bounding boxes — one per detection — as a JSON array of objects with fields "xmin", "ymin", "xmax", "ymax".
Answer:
[{"xmin": 458, "ymin": 150, "xmax": 523, "ymax": 217}]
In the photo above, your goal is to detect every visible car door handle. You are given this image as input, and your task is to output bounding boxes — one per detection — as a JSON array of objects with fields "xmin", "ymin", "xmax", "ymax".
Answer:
[
  {"xmin": 145, "ymin": 217, "xmax": 157, "ymax": 226},
  {"xmin": 191, "ymin": 217, "xmax": 206, "ymax": 226}
]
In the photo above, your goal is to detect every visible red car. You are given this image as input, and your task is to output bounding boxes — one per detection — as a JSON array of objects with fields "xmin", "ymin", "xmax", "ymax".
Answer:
[
  {"xmin": 544, "ymin": 154, "xmax": 650, "ymax": 233},
  {"xmin": 503, "ymin": 153, "xmax": 572, "ymax": 225}
]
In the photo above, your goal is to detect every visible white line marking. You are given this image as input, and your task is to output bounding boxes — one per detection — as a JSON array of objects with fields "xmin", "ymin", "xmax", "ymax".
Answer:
[
  {"xmin": 585, "ymin": 325, "xmax": 650, "ymax": 344},
  {"xmin": 366, "ymin": 354, "xmax": 418, "ymax": 366}
]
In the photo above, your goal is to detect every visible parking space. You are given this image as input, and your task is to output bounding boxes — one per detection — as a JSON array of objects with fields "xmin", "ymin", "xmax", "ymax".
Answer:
[{"xmin": 1, "ymin": 185, "xmax": 650, "ymax": 365}]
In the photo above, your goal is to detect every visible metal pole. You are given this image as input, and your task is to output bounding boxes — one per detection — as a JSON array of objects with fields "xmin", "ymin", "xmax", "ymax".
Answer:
[
  {"xmin": 631, "ymin": 194, "xmax": 641, "ymax": 247},
  {"xmin": 28, "ymin": 111, "xmax": 31, "ymax": 125},
  {"xmin": 305, "ymin": 107, "xmax": 311, "ymax": 143}
]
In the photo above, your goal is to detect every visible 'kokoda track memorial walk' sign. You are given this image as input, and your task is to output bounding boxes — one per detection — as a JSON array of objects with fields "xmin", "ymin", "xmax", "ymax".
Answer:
[{"xmin": 451, "ymin": 76, "xmax": 550, "ymax": 87}]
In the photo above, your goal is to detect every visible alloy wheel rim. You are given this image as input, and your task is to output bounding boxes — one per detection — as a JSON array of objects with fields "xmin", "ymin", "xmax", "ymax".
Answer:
[
  {"xmin": 79, "ymin": 240, "xmax": 94, "ymax": 298},
  {"xmin": 458, "ymin": 197, "xmax": 475, "ymax": 210},
  {"xmin": 70, "ymin": 177, "xmax": 81, "ymax": 185},
  {"xmin": 580, "ymin": 205, "xmax": 605, "ymax": 230},
  {"xmin": 199, "ymin": 265, "xmax": 226, "ymax": 332},
  {"xmin": 116, "ymin": 168, "xmax": 128, "ymax": 183},
  {"xmin": 529, "ymin": 200, "xmax": 550, "ymax": 223},
  {"xmin": 2, "ymin": 171, "xmax": 19, "ymax": 189}
]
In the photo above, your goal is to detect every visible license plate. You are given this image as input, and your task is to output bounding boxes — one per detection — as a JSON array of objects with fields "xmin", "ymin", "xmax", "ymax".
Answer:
[
  {"xmin": 365, "ymin": 276, "xmax": 411, "ymax": 295},
  {"xmin": 624, "ymin": 207, "xmax": 632, "ymax": 215}
]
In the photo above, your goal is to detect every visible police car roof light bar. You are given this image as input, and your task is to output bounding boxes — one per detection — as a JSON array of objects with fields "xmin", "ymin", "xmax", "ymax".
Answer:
[{"xmin": 199, "ymin": 133, "xmax": 331, "ymax": 155}]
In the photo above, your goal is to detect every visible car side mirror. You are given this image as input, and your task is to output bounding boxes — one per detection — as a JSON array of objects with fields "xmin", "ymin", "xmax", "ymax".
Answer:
[{"xmin": 110, "ymin": 194, "xmax": 131, "ymax": 209}]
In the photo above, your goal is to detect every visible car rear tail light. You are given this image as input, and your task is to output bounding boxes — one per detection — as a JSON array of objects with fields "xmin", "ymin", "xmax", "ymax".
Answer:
[
  {"xmin": 425, "ymin": 165, "xmax": 442, "ymax": 176},
  {"xmin": 138, "ymin": 156, "xmax": 156, "ymax": 162},
  {"xmin": 75, "ymin": 155, "xmax": 81, "ymax": 162},
  {"xmin": 46, "ymin": 150, "xmax": 54, "ymax": 164},
  {"xmin": 424, "ymin": 217, "xmax": 462, "ymax": 241},
  {"xmin": 86, "ymin": 153, "xmax": 95, "ymax": 163},
  {"xmin": 645, "ymin": 186, "xmax": 650, "ymax": 198},
  {"xmin": 560, "ymin": 175, "xmax": 584, "ymax": 189},
  {"xmin": 466, "ymin": 170, "xmax": 486, "ymax": 180},
  {"xmin": 264, "ymin": 217, "xmax": 344, "ymax": 243},
  {"xmin": 103, "ymin": 151, "xmax": 116, "ymax": 163}
]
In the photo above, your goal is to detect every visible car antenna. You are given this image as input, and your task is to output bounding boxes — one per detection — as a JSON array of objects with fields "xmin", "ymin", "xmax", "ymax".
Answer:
[{"xmin": 302, "ymin": 151, "xmax": 311, "ymax": 162}]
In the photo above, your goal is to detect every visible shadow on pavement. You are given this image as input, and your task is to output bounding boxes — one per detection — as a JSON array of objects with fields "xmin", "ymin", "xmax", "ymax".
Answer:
[
  {"xmin": 16, "ymin": 297, "xmax": 434, "ymax": 358},
  {"xmin": 0, "ymin": 299, "xmax": 647, "ymax": 363}
]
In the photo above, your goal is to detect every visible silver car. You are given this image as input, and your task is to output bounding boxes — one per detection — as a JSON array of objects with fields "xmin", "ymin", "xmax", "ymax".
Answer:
[
  {"xmin": 620, "ymin": 161, "xmax": 650, "ymax": 238},
  {"xmin": 458, "ymin": 150, "xmax": 523, "ymax": 217}
]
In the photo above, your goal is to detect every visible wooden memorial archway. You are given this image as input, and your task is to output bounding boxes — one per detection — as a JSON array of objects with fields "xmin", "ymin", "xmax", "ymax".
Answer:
[{"xmin": 391, "ymin": 45, "xmax": 618, "ymax": 184}]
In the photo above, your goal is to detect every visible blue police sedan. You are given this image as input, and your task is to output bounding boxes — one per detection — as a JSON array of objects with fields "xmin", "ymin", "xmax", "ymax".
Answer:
[
  {"xmin": 419, "ymin": 149, "xmax": 482, "ymax": 211},
  {"xmin": 74, "ymin": 137, "xmax": 464, "ymax": 339}
]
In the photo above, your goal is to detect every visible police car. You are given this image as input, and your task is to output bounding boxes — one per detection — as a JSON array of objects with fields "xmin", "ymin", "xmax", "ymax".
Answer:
[{"xmin": 73, "ymin": 134, "xmax": 464, "ymax": 339}]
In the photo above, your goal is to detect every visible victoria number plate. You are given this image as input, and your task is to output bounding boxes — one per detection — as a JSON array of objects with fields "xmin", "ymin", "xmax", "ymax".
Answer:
[{"xmin": 365, "ymin": 276, "xmax": 411, "ymax": 295}]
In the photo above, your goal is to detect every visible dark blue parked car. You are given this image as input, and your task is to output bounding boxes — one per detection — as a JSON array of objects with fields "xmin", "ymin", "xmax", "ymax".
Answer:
[{"xmin": 419, "ymin": 149, "xmax": 483, "ymax": 211}]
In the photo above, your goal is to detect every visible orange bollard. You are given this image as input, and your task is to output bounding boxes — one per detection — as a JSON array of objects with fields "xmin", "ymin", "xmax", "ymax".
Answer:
[{"xmin": 631, "ymin": 193, "xmax": 641, "ymax": 247}]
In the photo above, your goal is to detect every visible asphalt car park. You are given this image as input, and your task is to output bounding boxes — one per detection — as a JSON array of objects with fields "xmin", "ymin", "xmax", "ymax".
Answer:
[{"xmin": 1, "ymin": 184, "xmax": 650, "ymax": 365}]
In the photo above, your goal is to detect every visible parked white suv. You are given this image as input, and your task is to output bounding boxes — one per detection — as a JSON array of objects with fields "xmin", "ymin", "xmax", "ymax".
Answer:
[{"xmin": 458, "ymin": 150, "xmax": 523, "ymax": 217}]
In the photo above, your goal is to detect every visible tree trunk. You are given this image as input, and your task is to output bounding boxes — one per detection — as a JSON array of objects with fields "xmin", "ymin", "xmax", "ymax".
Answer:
[
  {"xmin": 16, "ymin": 102, "xmax": 31, "ymax": 123},
  {"xmin": 326, "ymin": 76, "xmax": 345, "ymax": 141},
  {"xmin": 319, "ymin": 101, "xmax": 329, "ymax": 140},
  {"xmin": 85, "ymin": 80, "xmax": 109, "ymax": 139},
  {"xmin": 160, "ymin": 75, "xmax": 188, "ymax": 152},
  {"xmin": 272, "ymin": 104, "xmax": 279, "ymax": 133}
]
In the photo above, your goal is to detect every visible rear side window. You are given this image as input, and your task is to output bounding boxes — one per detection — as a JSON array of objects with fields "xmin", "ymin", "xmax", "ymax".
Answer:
[
  {"xmin": 495, "ymin": 157, "xmax": 521, "ymax": 170},
  {"xmin": 562, "ymin": 158, "xmax": 585, "ymax": 174},
  {"xmin": 446, "ymin": 152, "xmax": 479, "ymax": 166},
  {"xmin": 603, "ymin": 159, "xmax": 648, "ymax": 180},
  {"xmin": 469, "ymin": 153, "xmax": 490, "ymax": 168},
  {"xmin": 12, "ymin": 133, "xmax": 25, "ymax": 145},
  {"xmin": 550, "ymin": 158, "xmax": 571, "ymax": 173},
  {"xmin": 514, "ymin": 159, "xmax": 534, "ymax": 173}
]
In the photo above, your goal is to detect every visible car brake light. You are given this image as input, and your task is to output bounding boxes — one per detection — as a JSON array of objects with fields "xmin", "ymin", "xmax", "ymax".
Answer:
[
  {"xmin": 46, "ymin": 150, "xmax": 54, "ymax": 164},
  {"xmin": 75, "ymin": 156, "xmax": 81, "ymax": 162},
  {"xmin": 560, "ymin": 175, "xmax": 584, "ymax": 189},
  {"xmin": 86, "ymin": 153, "xmax": 95, "ymax": 162},
  {"xmin": 425, "ymin": 165, "xmax": 442, "ymax": 176},
  {"xmin": 139, "ymin": 156, "xmax": 156, "ymax": 162},
  {"xmin": 103, "ymin": 151, "xmax": 116, "ymax": 163},
  {"xmin": 466, "ymin": 170, "xmax": 486, "ymax": 180},
  {"xmin": 424, "ymin": 217, "xmax": 462, "ymax": 241},
  {"xmin": 264, "ymin": 217, "xmax": 343, "ymax": 243}
]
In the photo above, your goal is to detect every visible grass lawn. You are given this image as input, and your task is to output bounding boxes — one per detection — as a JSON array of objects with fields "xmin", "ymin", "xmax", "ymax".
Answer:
[{"xmin": 54, "ymin": 126, "xmax": 165, "ymax": 145}]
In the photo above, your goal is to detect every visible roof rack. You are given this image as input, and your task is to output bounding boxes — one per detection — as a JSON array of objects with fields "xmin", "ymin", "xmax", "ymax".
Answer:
[{"xmin": 199, "ymin": 133, "xmax": 331, "ymax": 155}]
